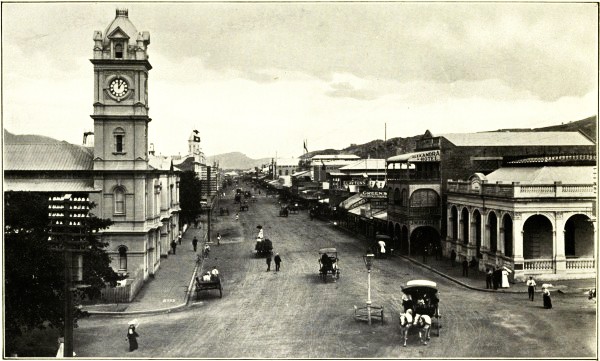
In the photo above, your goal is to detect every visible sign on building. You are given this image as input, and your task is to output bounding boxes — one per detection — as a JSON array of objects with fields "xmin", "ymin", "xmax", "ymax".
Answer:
[
  {"xmin": 360, "ymin": 190, "xmax": 387, "ymax": 199},
  {"xmin": 409, "ymin": 150, "xmax": 440, "ymax": 162}
]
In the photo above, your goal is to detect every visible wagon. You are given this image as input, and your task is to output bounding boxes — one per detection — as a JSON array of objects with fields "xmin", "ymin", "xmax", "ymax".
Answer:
[
  {"xmin": 318, "ymin": 247, "xmax": 340, "ymax": 282},
  {"xmin": 255, "ymin": 238, "xmax": 273, "ymax": 256},
  {"xmin": 195, "ymin": 276, "xmax": 223, "ymax": 299},
  {"xmin": 401, "ymin": 280, "xmax": 441, "ymax": 336}
]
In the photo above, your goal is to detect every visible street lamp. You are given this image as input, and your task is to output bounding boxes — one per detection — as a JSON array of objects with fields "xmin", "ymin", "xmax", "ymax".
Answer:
[{"xmin": 362, "ymin": 253, "xmax": 375, "ymax": 325}]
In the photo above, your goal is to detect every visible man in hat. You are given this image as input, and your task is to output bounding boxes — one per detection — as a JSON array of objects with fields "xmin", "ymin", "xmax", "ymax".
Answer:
[
  {"xmin": 526, "ymin": 276, "xmax": 537, "ymax": 301},
  {"xmin": 192, "ymin": 236, "xmax": 198, "ymax": 252},
  {"xmin": 266, "ymin": 254, "xmax": 272, "ymax": 272},
  {"xmin": 274, "ymin": 253, "xmax": 282, "ymax": 272}
]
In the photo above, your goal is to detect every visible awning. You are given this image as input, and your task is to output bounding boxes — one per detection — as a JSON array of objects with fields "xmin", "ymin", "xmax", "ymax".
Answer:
[
  {"xmin": 339, "ymin": 193, "xmax": 366, "ymax": 210},
  {"xmin": 4, "ymin": 178, "xmax": 101, "ymax": 193}
]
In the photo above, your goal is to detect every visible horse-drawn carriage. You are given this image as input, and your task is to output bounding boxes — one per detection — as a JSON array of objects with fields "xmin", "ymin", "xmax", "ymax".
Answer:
[
  {"xmin": 255, "ymin": 238, "xmax": 273, "ymax": 256},
  {"xmin": 318, "ymin": 247, "xmax": 340, "ymax": 282},
  {"xmin": 195, "ymin": 275, "xmax": 223, "ymax": 299},
  {"xmin": 219, "ymin": 207, "xmax": 230, "ymax": 216},
  {"xmin": 401, "ymin": 280, "xmax": 441, "ymax": 336}
]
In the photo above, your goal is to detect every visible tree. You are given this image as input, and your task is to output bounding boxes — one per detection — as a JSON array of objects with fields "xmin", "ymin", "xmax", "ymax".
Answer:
[
  {"xmin": 4, "ymin": 191, "xmax": 121, "ymax": 353},
  {"xmin": 179, "ymin": 170, "xmax": 203, "ymax": 225}
]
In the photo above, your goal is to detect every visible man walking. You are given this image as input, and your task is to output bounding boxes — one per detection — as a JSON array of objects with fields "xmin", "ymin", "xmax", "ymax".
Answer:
[
  {"xmin": 266, "ymin": 254, "xmax": 272, "ymax": 272},
  {"xmin": 462, "ymin": 259, "xmax": 469, "ymax": 277},
  {"xmin": 526, "ymin": 276, "xmax": 537, "ymax": 301},
  {"xmin": 177, "ymin": 231, "xmax": 182, "ymax": 245},
  {"xmin": 170, "ymin": 239, "xmax": 177, "ymax": 255},
  {"xmin": 274, "ymin": 253, "xmax": 282, "ymax": 272},
  {"xmin": 486, "ymin": 268, "xmax": 493, "ymax": 289},
  {"xmin": 192, "ymin": 236, "xmax": 198, "ymax": 252},
  {"xmin": 216, "ymin": 232, "xmax": 222, "ymax": 245}
]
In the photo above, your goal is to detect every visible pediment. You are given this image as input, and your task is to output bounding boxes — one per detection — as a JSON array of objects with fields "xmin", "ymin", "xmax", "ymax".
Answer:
[{"xmin": 107, "ymin": 27, "xmax": 130, "ymax": 40}]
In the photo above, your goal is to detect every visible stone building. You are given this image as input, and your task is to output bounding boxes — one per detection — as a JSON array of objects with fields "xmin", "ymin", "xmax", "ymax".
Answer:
[
  {"xmin": 4, "ymin": 9, "xmax": 180, "ymax": 297},
  {"xmin": 385, "ymin": 130, "xmax": 595, "ymax": 257},
  {"xmin": 446, "ymin": 156, "xmax": 596, "ymax": 281}
]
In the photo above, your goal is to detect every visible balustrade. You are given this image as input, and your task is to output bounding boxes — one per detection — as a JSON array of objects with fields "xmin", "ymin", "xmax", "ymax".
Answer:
[
  {"xmin": 566, "ymin": 258, "xmax": 595, "ymax": 270},
  {"xmin": 523, "ymin": 259, "xmax": 553, "ymax": 271}
]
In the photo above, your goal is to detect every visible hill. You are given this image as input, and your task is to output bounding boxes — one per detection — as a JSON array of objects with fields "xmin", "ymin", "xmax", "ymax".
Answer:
[
  {"xmin": 304, "ymin": 115, "xmax": 597, "ymax": 159},
  {"xmin": 4, "ymin": 129, "xmax": 63, "ymax": 144},
  {"xmin": 205, "ymin": 152, "xmax": 271, "ymax": 170}
]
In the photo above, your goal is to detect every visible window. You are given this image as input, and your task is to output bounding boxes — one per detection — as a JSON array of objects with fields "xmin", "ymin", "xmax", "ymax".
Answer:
[
  {"xmin": 410, "ymin": 189, "xmax": 439, "ymax": 207},
  {"xmin": 118, "ymin": 246, "xmax": 127, "ymax": 270},
  {"xmin": 115, "ymin": 43, "xmax": 123, "ymax": 59},
  {"xmin": 114, "ymin": 187, "xmax": 125, "ymax": 214},
  {"xmin": 113, "ymin": 127, "xmax": 125, "ymax": 154}
]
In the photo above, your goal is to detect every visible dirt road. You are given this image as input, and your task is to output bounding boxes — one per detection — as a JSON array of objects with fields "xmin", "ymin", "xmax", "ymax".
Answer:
[{"xmin": 75, "ymin": 186, "xmax": 597, "ymax": 358}]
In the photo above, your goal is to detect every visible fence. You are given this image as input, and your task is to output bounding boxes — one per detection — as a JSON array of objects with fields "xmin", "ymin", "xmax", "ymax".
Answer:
[{"xmin": 100, "ymin": 269, "xmax": 144, "ymax": 303}]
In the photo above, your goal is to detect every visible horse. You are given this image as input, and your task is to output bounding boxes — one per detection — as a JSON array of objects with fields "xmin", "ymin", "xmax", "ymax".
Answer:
[{"xmin": 399, "ymin": 310, "xmax": 413, "ymax": 347}]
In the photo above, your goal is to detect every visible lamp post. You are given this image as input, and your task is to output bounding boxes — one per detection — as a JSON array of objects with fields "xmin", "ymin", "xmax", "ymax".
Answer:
[{"xmin": 362, "ymin": 253, "xmax": 375, "ymax": 325}]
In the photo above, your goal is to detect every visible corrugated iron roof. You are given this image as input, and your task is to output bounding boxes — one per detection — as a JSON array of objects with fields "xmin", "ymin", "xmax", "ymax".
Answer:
[
  {"xmin": 485, "ymin": 166, "xmax": 595, "ymax": 184},
  {"xmin": 440, "ymin": 132, "xmax": 594, "ymax": 147},
  {"xmin": 5, "ymin": 143, "xmax": 93, "ymax": 171},
  {"xmin": 339, "ymin": 159, "xmax": 386, "ymax": 171},
  {"xmin": 4, "ymin": 178, "xmax": 100, "ymax": 192}
]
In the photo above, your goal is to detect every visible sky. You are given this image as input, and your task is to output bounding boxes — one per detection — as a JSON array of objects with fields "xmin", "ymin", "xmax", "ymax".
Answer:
[{"xmin": 2, "ymin": 2, "xmax": 598, "ymax": 159}]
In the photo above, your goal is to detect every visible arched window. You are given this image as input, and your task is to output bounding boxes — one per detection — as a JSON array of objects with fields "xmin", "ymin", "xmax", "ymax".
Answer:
[
  {"xmin": 115, "ymin": 43, "xmax": 123, "ymax": 59},
  {"xmin": 118, "ymin": 246, "xmax": 127, "ymax": 270},
  {"xmin": 410, "ymin": 189, "xmax": 439, "ymax": 207},
  {"xmin": 113, "ymin": 127, "xmax": 125, "ymax": 153},
  {"xmin": 401, "ymin": 189, "xmax": 408, "ymax": 206},
  {"xmin": 393, "ymin": 188, "xmax": 401, "ymax": 205},
  {"xmin": 114, "ymin": 187, "xmax": 125, "ymax": 214}
]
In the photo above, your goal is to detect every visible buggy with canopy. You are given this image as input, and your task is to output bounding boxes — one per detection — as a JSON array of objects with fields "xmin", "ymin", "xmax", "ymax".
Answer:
[
  {"xmin": 401, "ymin": 279, "xmax": 441, "ymax": 336},
  {"xmin": 318, "ymin": 247, "xmax": 340, "ymax": 282}
]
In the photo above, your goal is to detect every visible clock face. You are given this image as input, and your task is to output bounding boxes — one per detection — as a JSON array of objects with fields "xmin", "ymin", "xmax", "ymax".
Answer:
[{"xmin": 109, "ymin": 78, "xmax": 128, "ymax": 97}]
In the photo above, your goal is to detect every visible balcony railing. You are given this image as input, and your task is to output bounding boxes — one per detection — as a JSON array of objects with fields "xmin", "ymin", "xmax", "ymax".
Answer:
[
  {"xmin": 523, "ymin": 258, "xmax": 554, "ymax": 271},
  {"xmin": 448, "ymin": 180, "xmax": 596, "ymax": 199},
  {"xmin": 566, "ymin": 258, "xmax": 595, "ymax": 270}
]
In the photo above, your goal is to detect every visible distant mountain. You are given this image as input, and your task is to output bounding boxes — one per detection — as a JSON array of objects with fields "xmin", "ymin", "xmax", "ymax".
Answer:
[
  {"xmin": 206, "ymin": 152, "xmax": 271, "ymax": 171},
  {"xmin": 4, "ymin": 129, "xmax": 63, "ymax": 144},
  {"xmin": 304, "ymin": 115, "xmax": 597, "ymax": 159}
]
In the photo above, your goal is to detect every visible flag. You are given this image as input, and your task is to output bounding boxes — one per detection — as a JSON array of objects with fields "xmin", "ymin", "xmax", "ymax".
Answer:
[
  {"xmin": 303, "ymin": 139, "xmax": 308, "ymax": 153},
  {"xmin": 193, "ymin": 135, "xmax": 200, "ymax": 142}
]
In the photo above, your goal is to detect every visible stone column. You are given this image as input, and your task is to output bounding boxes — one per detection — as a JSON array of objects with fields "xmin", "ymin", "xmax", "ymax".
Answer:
[{"xmin": 554, "ymin": 212, "xmax": 566, "ymax": 273}]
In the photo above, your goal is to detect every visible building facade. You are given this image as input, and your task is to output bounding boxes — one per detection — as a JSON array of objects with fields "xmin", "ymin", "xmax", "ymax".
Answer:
[
  {"xmin": 386, "ymin": 130, "xmax": 596, "ymax": 257},
  {"xmin": 446, "ymin": 162, "xmax": 596, "ymax": 281}
]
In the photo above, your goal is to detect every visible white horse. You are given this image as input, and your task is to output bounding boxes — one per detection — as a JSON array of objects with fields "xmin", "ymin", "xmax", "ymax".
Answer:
[{"xmin": 399, "ymin": 309, "xmax": 413, "ymax": 347}]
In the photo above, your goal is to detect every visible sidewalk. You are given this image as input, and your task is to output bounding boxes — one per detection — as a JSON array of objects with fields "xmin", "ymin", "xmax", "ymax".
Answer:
[
  {"xmin": 399, "ymin": 252, "xmax": 596, "ymax": 295},
  {"xmin": 83, "ymin": 225, "xmax": 207, "ymax": 315}
]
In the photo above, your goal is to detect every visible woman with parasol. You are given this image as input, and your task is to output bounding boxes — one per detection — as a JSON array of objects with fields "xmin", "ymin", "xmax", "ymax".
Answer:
[
  {"xmin": 126, "ymin": 319, "xmax": 140, "ymax": 352},
  {"xmin": 541, "ymin": 284, "xmax": 553, "ymax": 309}
]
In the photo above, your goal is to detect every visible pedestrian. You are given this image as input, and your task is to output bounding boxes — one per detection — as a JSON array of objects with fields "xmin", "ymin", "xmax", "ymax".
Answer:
[
  {"xmin": 126, "ymin": 324, "xmax": 139, "ymax": 352},
  {"xmin": 450, "ymin": 249, "xmax": 456, "ymax": 267},
  {"xmin": 493, "ymin": 267, "xmax": 500, "ymax": 290},
  {"xmin": 526, "ymin": 276, "xmax": 537, "ymax": 301},
  {"xmin": 192, "ymin": 236, "xmax": 198, "ymax": 252},
  {"xmin": 177, "ymin": 231, "xmax": 182, "ymax": 245},
  {"xmin": 194, "ymin": 218, "xmax": 199, "ymax": 228},
  {"xmin": 542, "ymin": 287, "xmax": 553, "ymax": 309},
  {"xmin": 266, "ymin": 254, "xmax": 272, "ymax": 271},
  {"xmin": 378, "ymin": 239, "xmax": 387, "ymax": 259},
  {"xmin": 486, "ymin": 268, "xmax": 493, "ymax": 289},
  {"xmin": 422, "ymin": 245, "xmax": 428, "ymax": 263},
  {"xmin": 462, "ymin": 259, "xmax": 469, "ymax": 277},
  {"xmin": 170, "ymin": 239, "xmax": 177, "ymax": 255},
  {"xmin": 217, "ymin": 232, "xmax": 221, "ymax": 245},
  {"xmin": 274, "ymin": 253, "xmax": 282, "ymax": 271},
  {"xmin": 433, "ymin": 243, "xmax": 440, "ymax": 260},
  {"xmin": 210, "ymin": 266, "xmax": 219, "ymax": 280},
  {"xmin": 501, "ymin": 268, "xmax": 510, "ymax": 288},
  {"xmin": 235, "ymin": 213, "xmax": 239, "ymax": 221}
]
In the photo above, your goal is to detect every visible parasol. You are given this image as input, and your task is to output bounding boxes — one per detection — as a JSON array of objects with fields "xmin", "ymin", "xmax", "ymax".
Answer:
[
  {"xmin": 128, "ymin": 319, "xmax": 139, "ymax": 328},
  {"xmin": 541, "ymin": 283, "xmax": 554, "ymax": 289},
  {"xmin": 256, "ymin": 225, "xmax": 263, "ymax": 229},
  {"xmin": 502, "ymin": 266, "xmax": 513, "ymax": 274},
  {"xmin": 375, "ymin": 234, "xmax": 391, "ymax": 240}
]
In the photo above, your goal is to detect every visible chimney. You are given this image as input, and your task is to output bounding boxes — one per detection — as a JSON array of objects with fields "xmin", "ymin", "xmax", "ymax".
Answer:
[
  {"xmin": 149, "ymin": 143, "xmax": 155, "ymax": 156},
  {"xmin": 83, "ymin": 131, "xmax": 94, "ymax": 147}
]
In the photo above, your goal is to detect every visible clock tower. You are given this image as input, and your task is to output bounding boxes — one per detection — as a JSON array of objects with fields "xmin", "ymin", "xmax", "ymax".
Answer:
[
  {"xmin": 90, "ymin": 9, "xmax": 167, "ymax": 281},
  {"xmin": 91, "ymin": 8, "xmax": 151, "ymax": 171}
]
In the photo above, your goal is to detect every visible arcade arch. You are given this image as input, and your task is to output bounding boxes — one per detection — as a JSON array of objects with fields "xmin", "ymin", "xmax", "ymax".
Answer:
[
  {"xmin": 564, "ymin": 214, "xmax": 594, "ymax": 257},
  {"xmin": 523, "ymin": 215, "xmax": 553, "ymax": 259}
]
